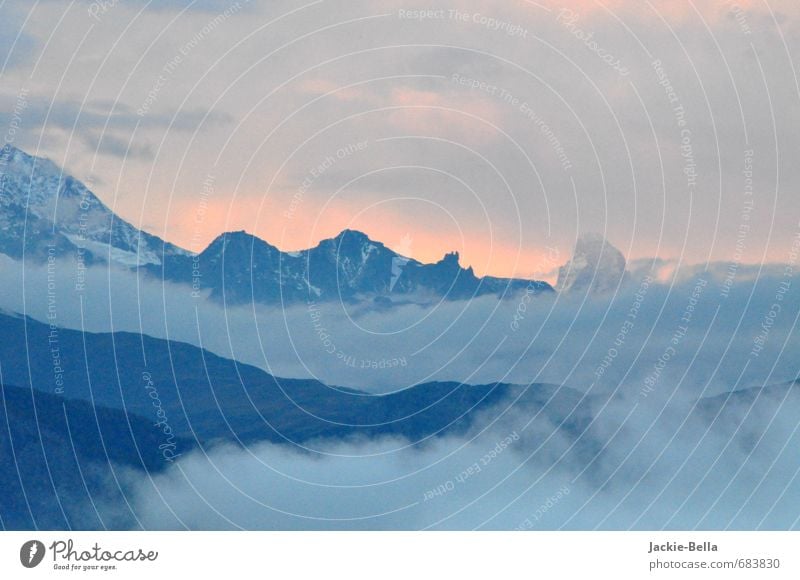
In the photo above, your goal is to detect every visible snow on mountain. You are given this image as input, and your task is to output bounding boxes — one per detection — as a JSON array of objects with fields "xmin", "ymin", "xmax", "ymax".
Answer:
[
  {"xmin": 158, "ymin": 228, "xmax": 553, "ymax": 305},
  {"xmin": 556, "ymin": 233, "xmax": 627, "ymax": 294},
  {"xmin": 0, "ymin": 146, "xmax": 553, "ymax": 305},
  {"xmin": 0, "ymin": 145, "xmax": 186, "ymax": 265}
]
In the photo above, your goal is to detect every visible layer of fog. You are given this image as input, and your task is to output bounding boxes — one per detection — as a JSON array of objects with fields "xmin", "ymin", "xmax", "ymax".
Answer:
[
  {"xmin": 3, "ymin": 254, "xmax": 799, "ymax": 529},
  {"xmin": 1, "ymin": 254, "xmax": 797, "ymax": 396},
  {"xmin": 102, "ymin": 379, "xmax": 800, "ymax": 530}
]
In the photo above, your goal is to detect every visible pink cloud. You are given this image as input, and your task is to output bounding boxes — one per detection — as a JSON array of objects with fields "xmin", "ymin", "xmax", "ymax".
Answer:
[
  {"xmin": 296, "ymin": 78, "xmax": 368, "ymax": 102},
  {"xmin": 386, "ymin": 87, "xmax": 504, "ymax": 145},
  {"xmin": 543, "ymin": 0, "xmax": 790, "ymax": 23}
]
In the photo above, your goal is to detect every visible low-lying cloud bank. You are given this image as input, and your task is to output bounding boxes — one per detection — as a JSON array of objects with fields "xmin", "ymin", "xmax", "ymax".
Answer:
[
  {"xmin": 106, "ymin": 378, "xmax": 800, "ymax": 530},
  {"xmin": 2, "ymin": 254, "xmax": 799, "ymax": 529},
  {"xmin": 1, "ymin": 255, "xmax": 797, "ymax": 396}
]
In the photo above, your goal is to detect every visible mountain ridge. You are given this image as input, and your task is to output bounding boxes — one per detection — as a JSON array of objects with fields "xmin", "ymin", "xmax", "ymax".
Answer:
[
  {"xmin": 557, "ymin": 232, "xmax": 627, "ymax": 294},
  {"xmin": 0, "ymin": 145, "xmax": 188, "ymax": 265},
  {"xmin": 0, "ymin": 145, "xmax": 553, "ymax": 304}
]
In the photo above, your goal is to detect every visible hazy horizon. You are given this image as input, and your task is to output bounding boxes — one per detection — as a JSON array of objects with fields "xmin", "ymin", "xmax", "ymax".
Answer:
[{"xmin": 2, "ymin": 0, "xmax": 799, "ymax": 279}]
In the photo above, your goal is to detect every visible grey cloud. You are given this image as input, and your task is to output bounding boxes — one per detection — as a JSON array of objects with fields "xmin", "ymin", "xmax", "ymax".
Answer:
[
  {"xmin": 37, "ymin": 0, "xmax": 258, "ymax": 13},
  {"xmin": 3, "ymin": 0, "xmax": 799, "ymax": 259},
  {"xmin": 0, "ymin": 98, "xmax": 231, "ymax": 160},
  {"xmin": 0, "ymin": 5, "xmax": 38, "ymax": 70},
  {"xmin": 84, "ymin": 131, "xmax": 156, "ymax": 160}
]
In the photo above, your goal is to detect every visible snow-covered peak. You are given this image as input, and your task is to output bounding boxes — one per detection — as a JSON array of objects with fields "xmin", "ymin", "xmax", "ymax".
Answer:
[
  {"xmin": 556, "ymin": 233, "xmax": 627, "ymax": 294},
  {"xmin": 0, "ymin": 146, "xmax": 187, "ymax": 266},
  {"xmin": 1, "ymin": 145, "xmax": 61, "ymax": 177},
  {"xmin": 202, "ymin": 230, "xmax": 281, "ymax": 260},
  {"xmin": 0, "ymin": 146, "xmax": 78, "ymax": 217}
]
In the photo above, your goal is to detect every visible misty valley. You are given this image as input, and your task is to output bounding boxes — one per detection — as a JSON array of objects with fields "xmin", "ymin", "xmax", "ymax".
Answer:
[{"xmin": 0, "ymin": 146, "xmax": 798, "ymax": 530}]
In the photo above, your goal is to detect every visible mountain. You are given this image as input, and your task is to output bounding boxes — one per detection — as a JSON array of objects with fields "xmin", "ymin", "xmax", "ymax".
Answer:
[
  {"xmin": 0, "ymin": 310, "xmax": 583, "ymax": 446},
  {"xmin": 159, "ymin": 228, "xmax": 552, "ymax": 305},
  {"xmin": 697, "ymin": 379, "xmax": 800, "ymax": 421},
  {"xmin": 2, "ymin": 306, "xmax": 797, "ymax": 529},
  {"xmin": 0, "ymin": 382, "xmax": 191, "ymax": 529},
  {"xmin": 0, "ymin": 146, "xmax": 552, "ymax": 305},
  {"xmin": 0, "ymin": 307, "xmax": 597, "ymax": 529},
  {"xmin": 0, "ymin": 309, "xmax": 589, "ymax": 529},
  {"xmin": 0, "ymin": 145, "xmax": 187, "ymax": 266},
  {"xmin": 556, "ymin": 233, "xmax": 627, "ymax": 294}
]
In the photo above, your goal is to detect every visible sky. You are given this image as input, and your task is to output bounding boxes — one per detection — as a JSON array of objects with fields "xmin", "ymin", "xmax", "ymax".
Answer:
[{"xmin": 1, "ymin": 0, "xmax": 799, "ymax": 278}]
